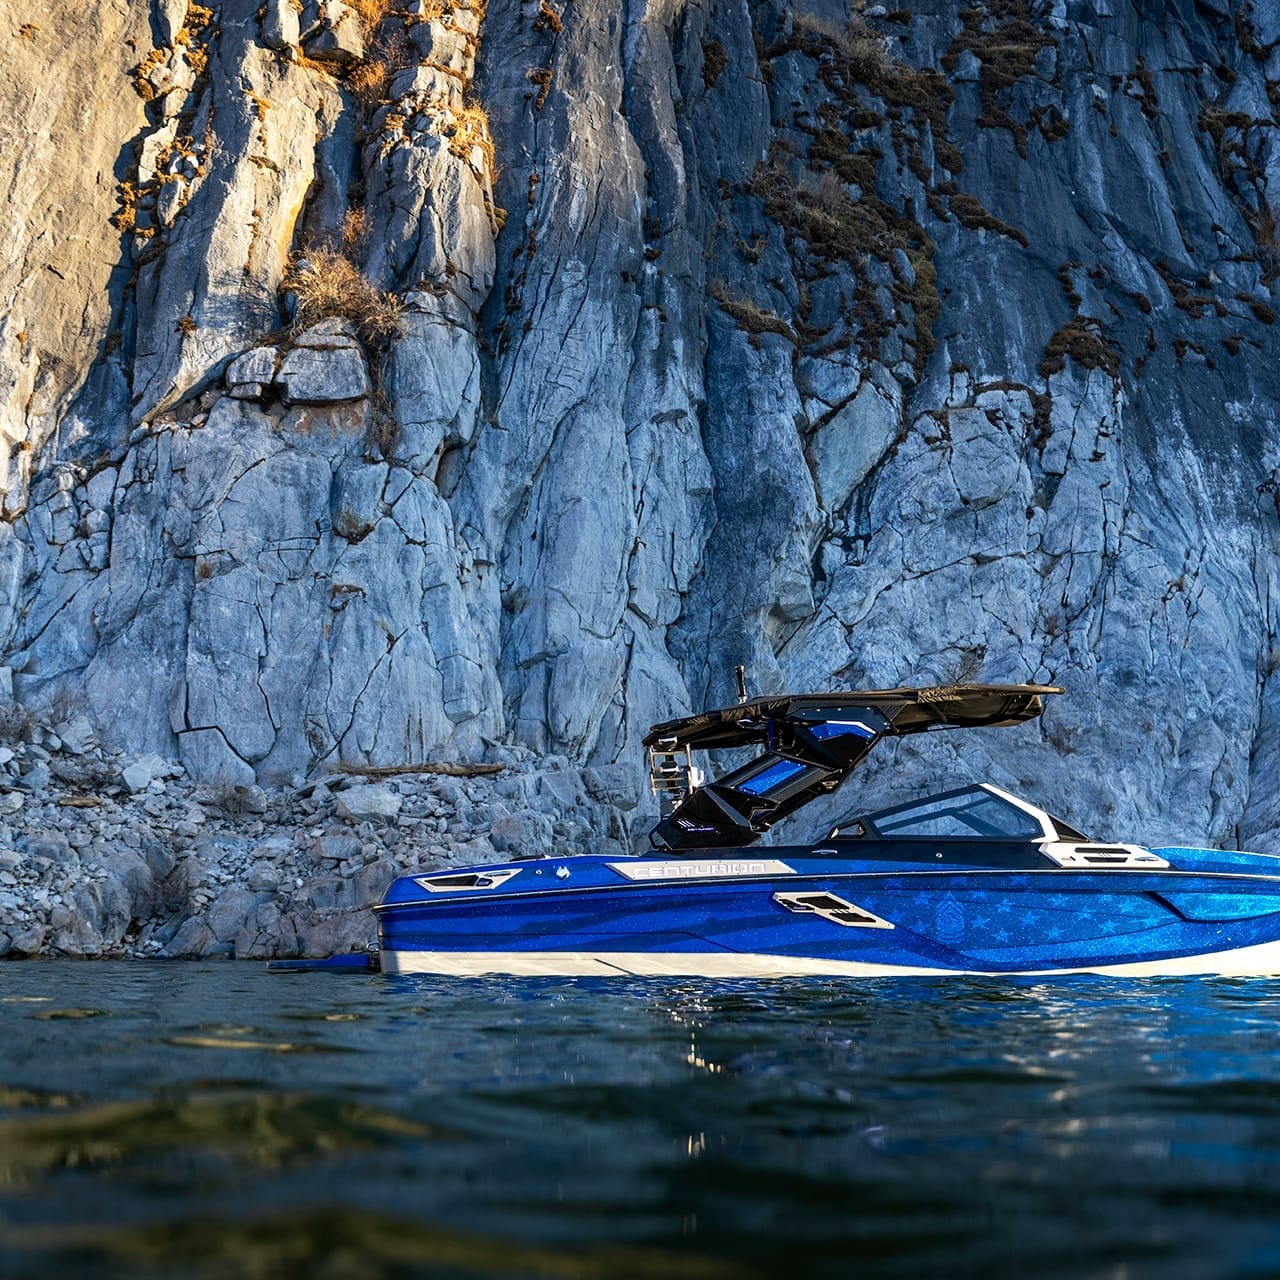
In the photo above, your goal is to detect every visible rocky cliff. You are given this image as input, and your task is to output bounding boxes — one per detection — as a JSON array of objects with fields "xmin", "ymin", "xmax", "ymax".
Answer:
[{"xmin": 4, "ymin": 0, "xmax": 1280, "ymax": 854}]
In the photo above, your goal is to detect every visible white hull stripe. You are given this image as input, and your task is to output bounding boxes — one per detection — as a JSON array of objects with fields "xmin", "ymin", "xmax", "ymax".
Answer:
[{"xmin": 380, "ymin": 938, "xmax": 1280, "ymax": 979}]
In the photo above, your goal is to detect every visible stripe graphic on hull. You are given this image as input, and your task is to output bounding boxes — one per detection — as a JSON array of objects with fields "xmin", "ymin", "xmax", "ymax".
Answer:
[{"xmin": 380, "ymin": 937, "xmax": 1280, "ymax": 979}]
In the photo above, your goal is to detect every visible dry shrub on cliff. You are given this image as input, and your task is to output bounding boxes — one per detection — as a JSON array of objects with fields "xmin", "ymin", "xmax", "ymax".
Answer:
[
  {"xmin": 947, "ymin": 192, "xmax": 1030, "ymax": 248},
  {"xmin": 709, "ymin": 282, "xmax": 797, "ymax": 348},
  {"xmin": 349, "ymin": 20, "xmax": 416, "ymax": 111},
  {"xmin": 526, "ymin": 67, "xmax": 553, "ymax": 110},
  {"xmin": 348, "ymin": 0, "xmax": 394, "ymax": 37},
  {"xmin": 838, "ymin": 17, "xmax": 891, "ymax": 84},
  {"xmin": 282, "ymin": 248, "xmax": 402, "ymax": 344},
  {"xmin": 342, "ymin": 207, "xmax": 368, "ymax": 253},
  {"xmin": 448, "ymin": 102, "xmax": 495, "ymax": 170},
  {"xmin": 533, "ymin": 1, "xmax": 562, "ymax": 33},
  {"xmin": 792, "ymin": 13, "xmax": 889, "ymax": 84},
  {"xmin": 798, "ymin": 169, "xmax": 852, "ymax": 215},
  {"xmin": 1039, "ymin": 316, "xmax": 1121, "ymax": 379},
  {"xmin": 0, "ymin": 700, "xmax": 37, "ymax": 744},
  {"xmin": 348, "ymin": 58, "xmax": 388, "ymax": 109},
  {"xmin": 1256, "ymin": 206, "xmax": 1280, "ymax": 282},
  {"xmin": 791, "ymin": 13, "xmax": 839, "ymax": 42}
]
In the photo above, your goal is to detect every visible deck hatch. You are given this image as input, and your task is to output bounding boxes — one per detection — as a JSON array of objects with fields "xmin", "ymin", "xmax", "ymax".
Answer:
[
  {"xmin": 773, "ymin": 891, "xmax": 894, "ymax": 929},
  {"xmin": 413, "ymin": 869, "xmax": 523, "ymax": 893}
]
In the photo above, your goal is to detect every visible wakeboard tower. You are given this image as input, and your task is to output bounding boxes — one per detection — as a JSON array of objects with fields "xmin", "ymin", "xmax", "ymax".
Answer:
[{"xmin": 643, "ymin": 680, "xmax": 1056, "ymax": 851}]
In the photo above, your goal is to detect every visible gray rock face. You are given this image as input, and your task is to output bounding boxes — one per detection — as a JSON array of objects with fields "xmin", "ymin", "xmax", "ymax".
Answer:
[
  {"xmin": 1, "ymin": 0, "xmax": 1280, "ymax": 859},
  {"xmin": 0, "ymin": 0, "xmax": 152, "ymax": 508}
]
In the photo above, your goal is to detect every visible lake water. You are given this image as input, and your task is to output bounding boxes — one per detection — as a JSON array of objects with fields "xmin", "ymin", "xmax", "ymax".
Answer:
[{"xmin": 3, "ymin": 963, "xmax": 1280, "ymax": 1279}]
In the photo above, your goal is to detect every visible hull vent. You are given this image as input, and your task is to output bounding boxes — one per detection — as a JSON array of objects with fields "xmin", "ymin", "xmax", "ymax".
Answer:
[
  {"xmin": 413, "ymin": 869, "xmax": 522, "ymax": 893},
  {"xmin": 773, "ymin": 891, "xmax": 894, "ymax": 929}
]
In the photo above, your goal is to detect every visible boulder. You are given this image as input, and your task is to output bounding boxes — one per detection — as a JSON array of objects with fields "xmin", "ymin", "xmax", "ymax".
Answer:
[
  {"xmin": 26, "ymin": 833, "xmax": 77, "ymax": 865},
  {"xmin": 489, "ymin": 809, "xmax": 554, "ymax": 856},
  {"xmin": 53, "ymin": 716, "xmax": 96, "ymax": 755},
  {"xmin": 225, "ymin": 346, "xmax": 278, "ymax": 396},
  {"xmin": 355, "ymin": 858, "xmax": 401, "ymax": 902},
  {"xmin": 9, "ymin": 924, "xmax": 47, "ymax": 955},
  {"xmin": 303, "ymin": 5, "xmax": 363, "ymax": 64},
  {"xmin": 261, "ymin": 0, "xmax": 301, "ymax": 49},
  {"xmin": 244, "ymin": 862, "xmax": 279, "ymax": 892},
  {"xmin": 71, "ymin": 879, "xmax": 132, "ymax": 944},
  {"xmin": 49, "ymin": 900, "xmax": 104, "ymax": 956},
  {"xmin": 22, "ymin": 762, "xmax": 50, "ymax": 794},
  {"xmin": 303, "ymin": 874, "xmax": 359, "ymax": 910},
  {"xmin": 298, "ymin": 911, "xmax": 375, "ymax": 957},
  {"xmin": 310, "ymin": 832, "xmax": 363, "ymax": 863},
  {"xmin": 582, "ymin": 763, "xmax": 641, "ymax": 811},
  {"xmin": 164, "ymin": 918, "xmax": 219, "ymax": 958},
  {"xmin": 207, "ymin": 887, "xmax": 259, "ymax": 942},
  {"xmin": 121, "ymin": 760, "xmax": 154, "ymax": 793},
  {"xmin": 275, "ymin": 345, "xmax": 370, "ymax": 405},
  {"xmin": 292, "ymin": 319, "xmax": 360, "ymax": 346},
  {"xmin": 96, "ymin": 849, "xmax": 156, "ymax": 918},
  {"xmin": 235, "ymin": 902, "xmax": 296, "ymax": 959},
  {"xmin": 537, "ymin": 766, "xmax": 585, "ymax": 809},
  {"xmin": 335, "ymin": 784, "xmax": 402, "ymax": 822}
]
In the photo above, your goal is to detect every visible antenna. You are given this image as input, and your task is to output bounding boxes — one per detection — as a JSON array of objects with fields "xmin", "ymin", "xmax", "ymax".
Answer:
[{"xmin": 735, "ymin": 665, "xmax": 750, "ymax": 704}]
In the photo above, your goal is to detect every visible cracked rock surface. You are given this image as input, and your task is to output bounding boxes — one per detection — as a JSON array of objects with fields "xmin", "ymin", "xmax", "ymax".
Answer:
[{"xmin": 2, "ymin": 0, "xmax": 1280, "ymax": 965}]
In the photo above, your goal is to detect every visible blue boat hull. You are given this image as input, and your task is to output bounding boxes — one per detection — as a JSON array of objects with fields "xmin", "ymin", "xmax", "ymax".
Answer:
[{"xmin": 375, "ymin": 852, "xmax": 1280, "ymax": 977}]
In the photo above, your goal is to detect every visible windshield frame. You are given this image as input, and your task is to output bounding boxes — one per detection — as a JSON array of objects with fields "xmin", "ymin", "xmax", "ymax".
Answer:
[{"xmin": 828, "ymin": 783, "xmax": 1084, "ymax": 843}]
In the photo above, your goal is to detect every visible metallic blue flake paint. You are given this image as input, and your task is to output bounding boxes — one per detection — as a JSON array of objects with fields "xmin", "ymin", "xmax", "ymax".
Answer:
[
  {"xmin": 375, "ymin": 844, "xmax": 1280, "ymax": 977},
  {"xmin": 366, "ymin": 687, "xmax": 1280, "ymax": 979}
]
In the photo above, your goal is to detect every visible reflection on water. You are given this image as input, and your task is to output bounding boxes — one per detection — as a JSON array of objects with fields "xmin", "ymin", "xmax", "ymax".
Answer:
[{"xmin": 2, "ymin": 965, "xmax": 1280, "ymax": 1278}]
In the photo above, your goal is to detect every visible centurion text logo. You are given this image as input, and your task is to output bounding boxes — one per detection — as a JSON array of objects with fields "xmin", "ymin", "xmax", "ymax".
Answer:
[{"xmin": 608, "ymin": 859, "xmax": 797, "ymax": 882}]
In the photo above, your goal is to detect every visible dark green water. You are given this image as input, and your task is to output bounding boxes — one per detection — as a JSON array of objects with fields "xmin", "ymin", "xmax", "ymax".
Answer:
[{"xmin": 2, "ymin": 964, "xmax": 1280, "ymax": 1279}]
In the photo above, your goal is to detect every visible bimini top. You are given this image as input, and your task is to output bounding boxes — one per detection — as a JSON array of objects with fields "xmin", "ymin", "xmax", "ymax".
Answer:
[{"xmin": 643, "ymin": 682, "xmax": 1061, "ymax": 851}]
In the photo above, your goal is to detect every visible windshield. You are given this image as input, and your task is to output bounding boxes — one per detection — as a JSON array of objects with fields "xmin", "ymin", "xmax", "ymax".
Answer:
[{"xmin": 838, "ymin": 785, "xmax": 1049, "ymax": 840}]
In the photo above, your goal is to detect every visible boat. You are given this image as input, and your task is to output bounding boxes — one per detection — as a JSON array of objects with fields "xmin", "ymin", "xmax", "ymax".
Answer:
[{"xmin": 294, "ymin": 682, "xmax": 1280, "ymax": 978}]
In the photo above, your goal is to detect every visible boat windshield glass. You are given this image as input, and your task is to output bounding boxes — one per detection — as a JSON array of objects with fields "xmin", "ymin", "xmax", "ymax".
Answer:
[{"xmin": 860, "ymin": 786, "xmax": 1046, "ymax": 840}]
